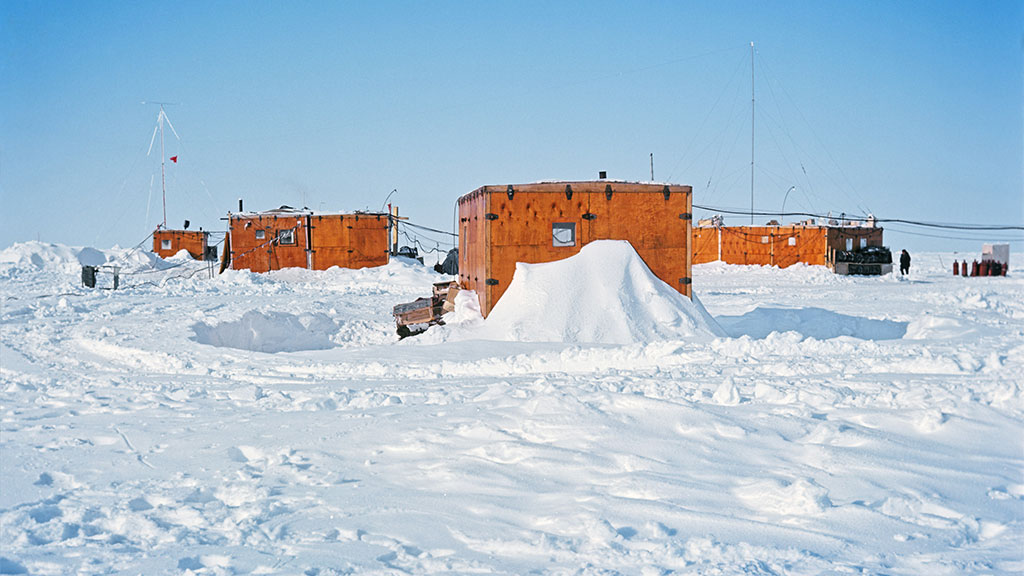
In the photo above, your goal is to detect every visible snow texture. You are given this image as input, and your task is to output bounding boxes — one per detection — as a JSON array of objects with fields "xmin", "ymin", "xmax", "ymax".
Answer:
[{"xmin": 1, "ymin": 240, "xmax": 1023, "ymax": 575}]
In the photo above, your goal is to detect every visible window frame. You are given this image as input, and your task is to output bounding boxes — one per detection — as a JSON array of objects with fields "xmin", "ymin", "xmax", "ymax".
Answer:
[{"xmin": 552, "ymin": 222, "xmax": 576, "ymax": 247}]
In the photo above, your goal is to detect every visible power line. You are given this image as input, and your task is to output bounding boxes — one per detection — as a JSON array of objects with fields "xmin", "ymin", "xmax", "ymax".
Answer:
[{"xmin": 693, "ymin": 204, "xmax": 1024, "ymax": 231}]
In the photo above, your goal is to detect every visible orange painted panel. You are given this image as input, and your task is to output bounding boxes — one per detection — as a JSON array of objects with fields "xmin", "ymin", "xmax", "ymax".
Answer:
[
  {"xmin": 458, "ymin": 189, "xmax": 489, "ymax": 306},
  {"xmin": 720, "ymin": 226, "xmax": 772, "ymax": 265},
  {"xmin": 310, "ymin": 215, "xmax": 350, "ymax": 270},
  {"xmin": 692, "ymin": 227, "xmax": 720, "ymax": 264},
  {"xmin": 344, "ymin": 214, "xmax": 390, "ymax": 269}
]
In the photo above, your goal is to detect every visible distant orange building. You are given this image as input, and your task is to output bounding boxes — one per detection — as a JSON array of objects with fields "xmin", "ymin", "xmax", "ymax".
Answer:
[
  {"xmin": 226, "ymin": 207, "xmax": 390, "ymax": 273},
  {"xmin": 692, "ymin": 221, "xmax": 885, "ymax": 269},
  {"xmin": 153, "ymin": 227, "xmax": 214, "ymax": 260}
]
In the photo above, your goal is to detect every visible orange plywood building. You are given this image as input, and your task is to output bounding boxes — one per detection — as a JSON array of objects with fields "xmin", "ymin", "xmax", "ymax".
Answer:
[
  {"xmin": 691, "ymin": 223, "xmax": 885, "ymax": 268},
  {"xmin": 153, "ymin": 228, "xmax": 214, "ymax": 261},
  {"xmin": 458, "ymin": 181, "xmax": 693, "ymax": 317},
  {"xmin": 227, "ymin": 207, "xmax": 390, "ymax": 273}
]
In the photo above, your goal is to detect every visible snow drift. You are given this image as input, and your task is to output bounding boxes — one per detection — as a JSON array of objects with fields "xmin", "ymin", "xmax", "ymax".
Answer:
[
  {"xmin": 475, "ymin": 240, "xmax": 724, "ymax": 343},
  {"xmin": 192, "ymin": 310, "xmax": 339, "ymax": 353},
  {"xmin": 2, "ymin": 243, "xmax": 1022, "ymax": 575}
]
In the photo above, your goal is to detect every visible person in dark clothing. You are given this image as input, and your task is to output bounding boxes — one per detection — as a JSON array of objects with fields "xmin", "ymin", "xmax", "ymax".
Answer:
[{"xmin": 899, "ymin": 249, "xmax": 911, "ymax": 275}]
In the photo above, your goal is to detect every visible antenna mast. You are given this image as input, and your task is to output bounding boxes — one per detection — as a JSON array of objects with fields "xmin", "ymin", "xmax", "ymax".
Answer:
[
  {"xmin": 159, "ymin": 105, "xmax": 167, "ymax": 228},
  {"xmin": 143, "ymin": 101, "xmax": 179, "ymax": 229},
  {"xmin": 750, "ymin": 41, "xmax": 755, "ymax": 225}
]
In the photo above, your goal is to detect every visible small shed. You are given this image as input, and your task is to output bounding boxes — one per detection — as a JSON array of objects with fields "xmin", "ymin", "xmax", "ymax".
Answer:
[
  {"xmin": 226, "ymin": 207, "xmax": 390, "ymax": 273},
  {"xmin": 692, "ymin": 222, "xmax": 885, "ymax": 269},
  {"xmin": 458, "ymin": 181, "xmax": 693, "ymax": 317},
  {"xmin": 153, "ymin": 227, "xmax": 215, "ymax": 261}
]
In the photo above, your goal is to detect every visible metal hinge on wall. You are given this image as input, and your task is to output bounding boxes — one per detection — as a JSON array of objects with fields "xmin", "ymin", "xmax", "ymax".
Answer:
[
  {"xmin": 679, "ymin": 277, "xmax": 692, "ymax": 285},
  {"xmin": 485, "ymin": 213, "xmax": 499, "ymax": 220},
  {"xmin": 679, "ymin": 213, "xmax": 692, "ymax": 220},
  {"xmin": 582, "ymin": 213, "xmax": 597, "ymax": 220},
  {"xmin": 485, "ymin": 278, "xmax": 499, "ymax": 286}
]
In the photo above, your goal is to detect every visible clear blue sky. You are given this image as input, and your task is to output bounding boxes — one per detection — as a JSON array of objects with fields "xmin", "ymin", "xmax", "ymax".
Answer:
[{"xmin": 2, "ymin": 1, "xmax": 1021, "ymax": 253}]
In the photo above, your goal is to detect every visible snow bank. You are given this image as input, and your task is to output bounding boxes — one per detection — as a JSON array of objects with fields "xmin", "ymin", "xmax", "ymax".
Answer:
[
  {"xmin": 0, "ymin": 241, "xmax": 169, "ymax": 275},
  {"xmin": 472, "ymin": 240, "xmax": 724, "ymax": 344},
  {"xmin": 192, "ymin": 310, "xmax": 339, "ymax": 353},
  {"xmin": 717, "ymin": 306, "xmax": 909, "ymax": 340}
]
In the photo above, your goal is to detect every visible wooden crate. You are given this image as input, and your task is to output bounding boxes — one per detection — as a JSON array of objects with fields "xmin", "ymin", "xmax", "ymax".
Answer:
[{"xmin": 457, "ymin": 181, "xmax": 693, "ymax": 317}]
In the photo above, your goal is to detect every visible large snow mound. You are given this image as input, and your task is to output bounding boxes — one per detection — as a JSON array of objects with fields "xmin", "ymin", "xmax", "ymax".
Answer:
[{"xmin": 480, "ymin": 240, "xmax": 724, "ymax": 344}]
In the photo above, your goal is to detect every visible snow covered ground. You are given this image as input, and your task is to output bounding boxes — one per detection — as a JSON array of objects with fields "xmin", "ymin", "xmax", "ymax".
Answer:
[{"xmin": 1, "ymin": 241, "xmax": 1022, "ymax": 575}]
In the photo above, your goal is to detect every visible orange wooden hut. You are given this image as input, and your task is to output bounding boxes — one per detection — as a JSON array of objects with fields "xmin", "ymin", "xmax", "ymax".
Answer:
[
  {"xmin": 152, "ymin": 226, "xmax": 215, "ymax": 261},
  {"xmin": 691, "ymin": 221, "xmax": 885, "ymax": 269},
  {"xmin": 226, "ymin": 206, "xmax": 390, "ymax": 273},
  {"xmin": 458, "ymin": 181, "xmax": 693, "ymax": 317}
]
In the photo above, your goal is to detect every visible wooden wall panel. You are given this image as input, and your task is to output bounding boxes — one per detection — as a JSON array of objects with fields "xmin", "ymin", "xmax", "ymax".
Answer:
[
  {"xmin": 345, "ymin": 214, "xmax": 390, "ymax": 269},
  {"xmin": 795, "ymin": 227, "xmax": 827, "ymax": 266},
  {"xmin": 310, "ymin": 215, "xmax": 350, "ymax": 270},
  {"xmin": 458, "ymin": 189, "xmax": 490, "ymax": 310},
  {"xmin": 692, "ymin": 227, "xmax": 720, "ymax": 264},
  {"xmin": 720, "ymin": 226, "xmax": 772, "ymax": 265}
]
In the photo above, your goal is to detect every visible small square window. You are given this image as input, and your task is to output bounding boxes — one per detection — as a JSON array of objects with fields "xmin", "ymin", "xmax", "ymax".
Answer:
[
  {"xmin": 161, "ymin": 239, "xmax": 172, "ymax": 250},
  {"xmin": 761, "ymin": 236, "xmax": 769, "ymax": 244},
  {"xmin": 846, "ymin": 238, "xmax": 853, "ymax": 251},
  {"xmin": 552, "ymin": 223, "xmax": 575, "ymax": 247},
  {"xmin": 278, "ymin": 229, "xmax": 295, "ymax": 245},
  {"xmin": 788, "ymin": 237, "xmax": 796, "ymax": 246},
  {"xmin": 860, "ymin": 238, "xmax": 867, "ymax": 249},
  {"xmin": 255, "ymin": 229, "xmax": 265, "ymax": 240}
]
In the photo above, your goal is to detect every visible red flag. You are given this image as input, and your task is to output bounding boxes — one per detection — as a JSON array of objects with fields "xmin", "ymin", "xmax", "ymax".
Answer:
[{"xmin": 170, "ymin": 156, "xmax": 178, "ymax": 163}]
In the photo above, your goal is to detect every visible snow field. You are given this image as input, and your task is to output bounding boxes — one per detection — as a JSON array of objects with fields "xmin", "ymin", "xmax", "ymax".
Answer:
[{"xmin": 1, "ymin": 242, "xmax": 1022, "ymax": 574}]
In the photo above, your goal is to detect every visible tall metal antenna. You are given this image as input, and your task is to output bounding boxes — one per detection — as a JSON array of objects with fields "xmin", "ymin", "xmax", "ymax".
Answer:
[
  {"xmin": 650, "ymin": 153, "xmax": 654, "ymax": 181},
  {"xmin": 750, "ymin": 42, "xmax": 755, "ymax": 225},
  {"xmin": 143, "ymin": 101, "xmax": 179, "ymax": 228}
]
